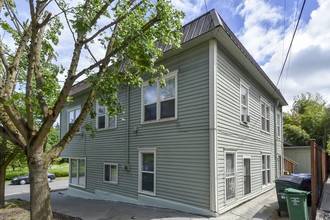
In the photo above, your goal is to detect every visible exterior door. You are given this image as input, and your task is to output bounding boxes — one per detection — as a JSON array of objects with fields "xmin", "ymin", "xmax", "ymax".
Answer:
[{"xmin": 244, "ymin": 158, "xmax": 251, "ymax": 195}]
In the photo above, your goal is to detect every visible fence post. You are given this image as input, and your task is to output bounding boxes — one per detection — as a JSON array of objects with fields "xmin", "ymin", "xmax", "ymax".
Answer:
[{"xmin": 310, "ymin": 139, "xmax": 317, "ymax": 220}]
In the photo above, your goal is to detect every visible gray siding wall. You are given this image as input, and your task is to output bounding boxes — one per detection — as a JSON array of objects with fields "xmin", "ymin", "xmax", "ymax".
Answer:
[
  {"xmin": 215, "ymin": 43, "xmax": 283, "ymax": 210},
  {"xmin": 60, "ymin": 42, "xmax": 211, "ymax": 210},
  {"xmin": 284, "ymin": 147, "xmax": 311, "ymax": 173}
]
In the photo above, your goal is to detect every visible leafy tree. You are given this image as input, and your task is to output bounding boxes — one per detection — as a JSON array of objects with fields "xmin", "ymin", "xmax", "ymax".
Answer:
[
  {"xmin": 0, "ymin": 0, "xmax": 183, "ymax": 219},
  {"xmin": 284, "ymin": 92, "xmax": 329, "ymax": 146}
]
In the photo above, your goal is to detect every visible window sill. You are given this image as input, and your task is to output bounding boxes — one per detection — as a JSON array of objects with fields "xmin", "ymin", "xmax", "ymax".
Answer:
[
  {"xmin": 138, "ymin": 190, "xmax": 156, "ymax": 196},
  {"xmin": 260, "ymin": 130, "xmax": 270, "ymax": 135},
  {"xmin": 69, "ymin": 183, "xmax": 86, "ymax": 189},
  {"xmin": 142, "ymin": 117, "xmax": 177, "ymax": 125},
  {"xmin": 240, "ymin": 122, "xmax": 249, "ymax": 127},
  {"xmin": 96, "ymin": 127, "xmax": 117, "ymax": 131},
  {"xmin": 103, "ymin": 181, "xmax": 118, "ymax": 185}
]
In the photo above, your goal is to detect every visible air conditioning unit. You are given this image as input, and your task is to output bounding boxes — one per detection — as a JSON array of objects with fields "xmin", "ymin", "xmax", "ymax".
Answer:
[{"xmin": 241, "ymin": 114, "xmax": 250, "ymax": 123}]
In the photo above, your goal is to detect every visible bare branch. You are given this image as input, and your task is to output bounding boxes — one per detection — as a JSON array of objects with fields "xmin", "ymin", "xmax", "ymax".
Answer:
[
  {"xmin": 4, "ymin": 1, "xmax": 24, "ymax": 35},
  {"xmin": 3, "ymin": 24, "xmax": 32, "ymax": 99},
  {"xmin": 29, "ymin": 0, "xmax": 35, "ymax": 23},
  {"xmin": 0, "ymin": 38, "xmax": 9, "ymax": 73},
  {"xmin": 54, "ymin": 0, "xmax": 76, "ymax": 43}
]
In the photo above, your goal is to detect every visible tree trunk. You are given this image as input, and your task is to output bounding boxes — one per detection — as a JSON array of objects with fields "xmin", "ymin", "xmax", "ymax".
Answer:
[
  {"xmin": 0, "ymin": 165, "xmax": 6, "ymax": 208},
  {"xmin": 28, "ymin": 150, "xmax": 52, "ymax": 220}
]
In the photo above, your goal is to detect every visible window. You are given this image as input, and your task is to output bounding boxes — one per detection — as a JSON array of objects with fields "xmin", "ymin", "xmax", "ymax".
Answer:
[
  {"xmin": 243, "ymin": 158, "xmax": 251, "ymax": 195},
  {"xmin": 262, "ymin": 155, "xmax": 271, "ymax": 186},
  {"xmin": 261, "ymin": 101, "xmax": 270, "ymax": 132},
  {"xmin": 69, "ymin": 158, "xmax": 86, "ymax": 187},
  {"xmin": 240, "ymin": 83, "xmax": 249, "ymax": 123},
  {"xmin": 138, "ymin": 149, "xmax": 156, "ymax": 195},
  {"xmin": 142, "ymin": 72, "xmax": 177, "ymax": 123},
  {"xmin": 225, "ymin": 153, "xmax": 236, "ymax": 200},
  {"xmin": 68, "ymin": 107, "xmax": 81, "ymax": 132},
  {"xmin": 276, "ymin": 112, "xmax": 281, "ymax": 137},
  {"xmin": 104, "ymin": 163, "xmax": 118, "ymax": 184},
  {"xmin": 96, "ymin": 103, "xmax": 117, "ymax": 130}
]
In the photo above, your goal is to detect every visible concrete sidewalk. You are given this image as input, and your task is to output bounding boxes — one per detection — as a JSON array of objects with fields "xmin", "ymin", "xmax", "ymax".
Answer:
[
  {"xmin": 6, "ymin": 186, "xmax": 289, "ymax": 220},
  {"xmin": 316, "ymin": 176, "xmax": 330, "ymax": 220}
]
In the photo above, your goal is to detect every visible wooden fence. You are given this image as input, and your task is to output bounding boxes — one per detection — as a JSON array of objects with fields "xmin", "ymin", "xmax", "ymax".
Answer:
[{"xmin": 310, "ymin": 139, "xmax": 328, "ymax": 220}]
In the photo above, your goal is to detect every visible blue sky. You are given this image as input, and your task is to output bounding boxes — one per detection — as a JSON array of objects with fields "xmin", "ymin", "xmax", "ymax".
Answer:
[{"xmin": 172, "ymin": 0, "xmax": 330, "ymax": 111}]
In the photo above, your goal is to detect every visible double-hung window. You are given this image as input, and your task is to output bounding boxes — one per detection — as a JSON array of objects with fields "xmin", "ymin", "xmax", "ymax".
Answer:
[
  {"xmin": 240, "ymin": 82, "xmax": 249, "ymax": 124},
  {"xmin": 142, "ymin": 72, "xmax": 177, "ymax": 123},
  {"xmin": 276, "ymin": 112, "xmax": 281, "ymax": 138},
  {"xmin": 68, "ymin": 107, "xmax": 81, "ymax": 132},
  {"xmin": 138, "ymin": 149, "xmax": 156, "ymax": 195},
  {"xmin": 261, "ymin": 100, "xmax": 270, "ymax": 132},
  {"xmin": 103, "ymin": 163, "xmax": 118, "ymax": 184},
  {"xmin": 225, "ymin": 153, "xmax": 236, "ymax": 200},
  {"xmin": 96, "ymin": 103, "xmax": 117, "ymax": 130},
  {"xmin": 262, "ymin": 155, "xmax": 271, "ymax": 186},
  {"xmin": 69, "ymin": 158, "xmax": 86, "ymax": 188}
]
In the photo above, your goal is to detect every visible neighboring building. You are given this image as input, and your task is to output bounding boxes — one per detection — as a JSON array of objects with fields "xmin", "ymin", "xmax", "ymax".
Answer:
[
  {"xmin": 60, "ymin": 9, "xmax": 287, "ymax": 216},
  {"xmin": 284, "ymin": 146, "xmax": 311, "ymax": 173}
]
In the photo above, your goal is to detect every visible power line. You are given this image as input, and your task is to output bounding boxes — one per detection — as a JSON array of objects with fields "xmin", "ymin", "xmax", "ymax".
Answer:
[{"xmin": 275, "ymin": 0, "xmax": 306, "ymax": 87}]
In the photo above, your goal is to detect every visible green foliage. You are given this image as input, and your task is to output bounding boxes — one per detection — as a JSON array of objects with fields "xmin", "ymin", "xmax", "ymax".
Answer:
[{"xmin": 285, "ymin": 92, "xmax": 330, "ymax": 147}]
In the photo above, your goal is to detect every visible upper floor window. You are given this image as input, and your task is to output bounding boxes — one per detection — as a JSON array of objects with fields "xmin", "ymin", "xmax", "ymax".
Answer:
[
  {"xmin": 240, "ymin": 82, "xmax": 250, "ymax": 124},
  {"xmin": 142, "ymin": 71, "xmax": 177, "ymax": 123},
  {"xmin": 96, "ymin": 102, "xmax": 117, "ymax": 130},
  {"xmin": 68, "ymin": 107, "xmax": 81, "ymax": 132},
  {"xmin": 261, "ymin": 101, "xmax": 270, "ymax": 132},
  {"xmin": 276, "ymin": 112, "xmax": 281, "ymax": 137}
]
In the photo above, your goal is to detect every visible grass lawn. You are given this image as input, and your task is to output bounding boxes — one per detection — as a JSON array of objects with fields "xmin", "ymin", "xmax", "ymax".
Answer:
[{"xmin": 6, "ymin": 163, "xmax": 69, "ymax": 181}]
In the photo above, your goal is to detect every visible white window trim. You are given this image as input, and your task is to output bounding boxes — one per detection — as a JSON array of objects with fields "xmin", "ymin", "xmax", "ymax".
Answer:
[
  {"xmin": 276, "ymin": 111, "xmax": 281, "ymax": 138},
  {"xmin": 69, "ymin": 157, "xmax": 86, "ymax": 188},
  {"xmin": 141, "ymin": 71, "xmax": 178, "ymax": 124},
  {"xmin": 261, "ymin": 154, "xmax": 271, "ymax": 187},
  {"xmin": 225, "ymin": 151, "xmax": 237, "ymax": 202},
  {"xmin": 67, "ymin": 105, "xmax": 81, "ymax": 133},
  {"xmin": 96, "ymin": 101, "xmax": 117, "ymax": 130},
  {"xmin": 239, "ymin": 80, "xmax": 250, "ymax": 125},
  {"xmin": 138, "ymin": 148, "xmax": 157, "ymax": 196},
  {"xmin": 260, "ymin": 98, "xmax": 270, "ymax": 134},
  {"xmin": 103, "ymin": 163, "xmax": 118, "ymax": 184}
]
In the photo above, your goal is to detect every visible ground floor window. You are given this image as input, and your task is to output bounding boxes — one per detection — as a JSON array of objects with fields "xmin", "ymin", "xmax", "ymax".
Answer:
[
  {"xmin": 69, "ymin": 158, "xmax": 86, "ymax": 187},
  {"xmin": 277, "ymin": 155, "xmax": 282, "ymax": 177},
  {"xmin": 244, "ymin": 158, "xmax": 251, "ymax": 195},
  {"xmin": 138, "ymin": 149, "xmax": 156, "ymax": 195},
  {"xmin": 226, "ymin": 152, "xmax": 236, "ymax": 200},
  {"xmin": 262, "ymin": 155, "xmax": 271, "ymax": 186},
  {"xmin": 104, "ymin": 163, "xmax": 118, "ymax": 184}
]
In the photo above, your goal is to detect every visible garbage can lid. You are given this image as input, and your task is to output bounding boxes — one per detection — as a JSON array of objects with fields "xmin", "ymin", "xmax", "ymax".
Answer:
[
  {"xmin": 285, "ymin": 187, "xmax": 310, "ymax": 195},
  {"xmin": 291, "ymin": 173, "xmax": 311, "ymax": 180},
  {"xmin": 275, "ymin": 175, "xmax": 304, "ymax": 185}
]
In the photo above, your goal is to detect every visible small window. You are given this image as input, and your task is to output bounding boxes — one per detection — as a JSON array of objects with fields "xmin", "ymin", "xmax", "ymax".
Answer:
[
  {"xmin": 68, "ymin": 107, "xmax": 81, "ymax": 132},
  {"xmin": 243, "ymin": 158, "xmax": 251, "ymax": 195},
  {"xmin": 276, "ymin": 112, "xmax": 281, "ymax": 138},
  {"xmin": 277, "ymin": 155, "xmax": 282, "ymax": 177},
  {"xmin": 138, "ymin": 149, "xmax": 156, "ymax": 195},
  {"xmin": 225, "ymin": 153, "xmax": 236, "ymax": 200},
  {"xmin": 96, "ymin": 102, "xmax": 117, "ymax": 130},
  {"xmin": 240, "ymin": 82, "xmax": 249, "ymax": 124},
  {"xmin": 142, "ymin": 72, "xmax": 177, "ymax": 123},
  {"xmin": 261, "ymin": 101, "xmax": 270, "ymax": 132},
  {"xmin": 262, "ymin": 155, "xmax": 271, "ymax": 186},
  {"xmin": 69, "ymin": 158, "xmax": 86, "ymax": 188},
  {"xmin": 104, "ymin": 163, "xmax": 118, "ymax": 184}
]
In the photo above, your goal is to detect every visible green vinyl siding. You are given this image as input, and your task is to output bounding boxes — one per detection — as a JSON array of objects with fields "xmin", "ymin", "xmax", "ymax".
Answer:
[
  {"xmin": 216, "ymin": 44, "xmax": 281, "ymax": 210},
  {"xmin": 60, "ymin": 42, "xmax": 210, "ymax": 210}
]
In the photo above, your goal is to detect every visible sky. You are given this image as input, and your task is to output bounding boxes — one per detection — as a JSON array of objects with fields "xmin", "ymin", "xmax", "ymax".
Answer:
[
  {"xmin": 171, "ymin": 0, "xmax": 329, "ymax": 111},
  {"xmin": 6, "ymin": 0, "xmax": 330, "ymax": 112}
]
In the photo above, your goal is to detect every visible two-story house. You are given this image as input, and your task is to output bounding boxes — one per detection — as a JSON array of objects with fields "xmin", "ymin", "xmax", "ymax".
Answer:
[{"xmin": 60, "ymin": 9, "xmax": 287, "ymax": 216}]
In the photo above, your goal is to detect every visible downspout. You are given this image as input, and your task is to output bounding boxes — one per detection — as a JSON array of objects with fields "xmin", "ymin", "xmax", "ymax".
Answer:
[{"xmin": 125, "ymin": 87, "xmax": 130, "ymax": 171}]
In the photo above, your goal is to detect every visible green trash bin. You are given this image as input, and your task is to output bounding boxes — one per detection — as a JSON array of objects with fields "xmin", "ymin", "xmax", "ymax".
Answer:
[
  {"xmin": 285, "ymin": 188, "xmax": 310, "ymax": 220},
  {"xmin": 275, "ymin": 175, "xmax": 304, "ymax": 216}
]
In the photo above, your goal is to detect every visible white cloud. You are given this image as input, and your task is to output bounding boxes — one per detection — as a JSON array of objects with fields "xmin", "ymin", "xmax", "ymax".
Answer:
[{"xmin": 171, "ymin": 0, "xmax": 207, "ymax": 23}]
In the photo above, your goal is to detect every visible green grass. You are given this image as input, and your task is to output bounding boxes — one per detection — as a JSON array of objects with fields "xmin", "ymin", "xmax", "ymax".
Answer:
[{"xmin": 6, "ymin": 163, "xmax": 69, "ymax": 180}]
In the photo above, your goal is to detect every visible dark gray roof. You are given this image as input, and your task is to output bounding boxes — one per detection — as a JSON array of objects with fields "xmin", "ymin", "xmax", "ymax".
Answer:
[{"xmin": 69, "ymin": 9, "xmax": 287, "ymax": 105}]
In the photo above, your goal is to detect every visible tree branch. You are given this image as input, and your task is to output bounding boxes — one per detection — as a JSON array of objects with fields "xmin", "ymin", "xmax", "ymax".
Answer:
[
  {"xmin": 0, "ymin": 38, "xmax": 9, "ymax": 73},
  {"xmin": 4, "ymin": 1, "xmax": 24, "ymax": 35}
]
